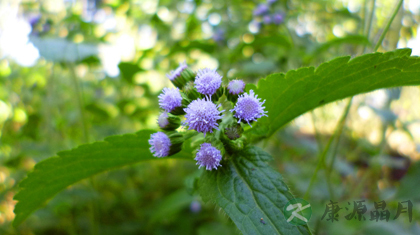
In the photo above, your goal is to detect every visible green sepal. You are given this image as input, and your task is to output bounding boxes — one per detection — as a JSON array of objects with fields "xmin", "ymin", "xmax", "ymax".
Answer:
[
  {"xmin": 159, "ymin": 112, "xmax": 181, "ymax": 131},
  {"xmin": 170, "ymin": 68, "xmax": 196, "ymax": 89},
  {"xmin": 211, "ymin": 87, "xmax": 224, "ymax": 103},
  {"xmin": 183, "ymin": 81, "xmax": 202, "ymax": 101},
  {"xmin": 165, "ymin": 131, "xmax": 184, "ymax": 156},
  {"xmin": 170, "ymin": 93, "xmax": 191, "ymax": 115},
  {"xmin": 180, "ymin": 68, "xmax": 196, "ymax": 84},
  {"xmin": 226, "ymin": 89, "xmax": 242, "ymax": 103}
]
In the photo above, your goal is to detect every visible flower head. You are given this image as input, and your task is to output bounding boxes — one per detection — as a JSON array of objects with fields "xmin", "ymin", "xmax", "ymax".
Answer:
[
  {"xmin": 157, "ymin": 112, "xmax": 169, "ymax": 129},
  {"xmin": 195, "ymin": 143, "xmax": 222, "ymax": 170},
  {"xmin": 158, "ymin": 87, "xmax": 183, "ymax": 112},
  {"xmin": 194, "ymin": 68, "xmax": 222, "ymax": 96},
  {"xmin": 213, "ymin": 28, "xmax": 225, "ymax": 42},
  {"xmin": 267, "ymin": 0, "xmax": 277, "ymax": 4},
  {"xmin": 253, "ymin": 4, "xmax": 269, "ymax": 16},
  {"xmin": 184, "ymin": 98, "xmax": 224, "ymax": 136},
  {"xmin": 166, "ymin": 62, "xmax": 188, "ymax": 81},
  {"xmin": 157, "ymin": 111, "xmax": 181, "ymax": 130},
  {"xmin": 263, "ymin": 15, "xmax": 272, "ymax": 24},
  {"xmin": 230, "ymin": 89, "xmax": 268, "ymax": 126},
  {"xmin": 228, "ymin": 80, "xmax": 246, "ymax": 95},
  {"xmin": 273, "ymin": 13, "xmax": 284, "ymax": 25},
  {"xmin": 149, "ymin": 132, "xmax": 171, "ymax": 157}
]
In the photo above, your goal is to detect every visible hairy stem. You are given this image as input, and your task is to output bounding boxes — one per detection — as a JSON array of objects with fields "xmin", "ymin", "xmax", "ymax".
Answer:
[{"xmin": 373, "ymin": 0, "xmax": 404, "ymax": 51}]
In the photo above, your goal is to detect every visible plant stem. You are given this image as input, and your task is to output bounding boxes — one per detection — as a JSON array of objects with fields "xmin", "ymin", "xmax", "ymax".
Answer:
[
  {"xmin": 68, "ymin": 63, "xmax": 97, "ymax": 235},
  {"xmin": 68, "ymin": 63, "xmax": 89, "ymax": 143},
  {"xmin": 304, "ymin": 128, "xmax": 334, "ymax": 200},
  {"xmin": 311, "ymin": 111, "xmax": 323, "ymax": 151},
  {"xmin": 373, "ymin": 0, "xmax": 404, "ymax": 51},
  {"xmin": 327, "ymin": 98, "xmax": 353, "ymax": 174},
  {"xmin": 365, "ymin": 0, "xmax": 376, "ymax": 40},
  {"xmin": 304, "ymin": 98, "xmax": 352, "ymax": 200}
]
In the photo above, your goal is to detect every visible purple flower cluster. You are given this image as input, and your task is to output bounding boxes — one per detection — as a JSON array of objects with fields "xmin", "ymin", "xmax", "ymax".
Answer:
[
  {"xmin": 149, "ymin": 62, "xmax": 268, "ymax": 171},
  {"xmin": 251, "ymin": 0, "xmax": 285, "ymax": 28},
  {"xmin": 195, "ymin": 143, "xmax": 222, "ymax": 170}
]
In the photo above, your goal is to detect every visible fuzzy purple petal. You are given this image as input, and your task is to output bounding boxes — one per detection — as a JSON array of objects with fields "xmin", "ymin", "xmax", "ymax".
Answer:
[
  {"xmin": 194, "ymin": 68, "xmax": 222, "ymax": 96},
  {"xmin": 158, "ymin": 87, "xmax": 182, "ymax": 112},
  {"xmin": 183, "ymin": 98, "xmax": 224, "ymax": 136},
  {"xmin": 149, "ymin": 132, "xmax": 171, "ymax": 157},
  {"xmin": 228, "ymin": 80, "xmax": 246, "ymax": 95},
  {"xmin": 230, "ymin": 89, "xmax": 268, "ymax": 126},
  {"xmin": 195, "ymin": 143, "xmax": 222, "ymax": 170}
]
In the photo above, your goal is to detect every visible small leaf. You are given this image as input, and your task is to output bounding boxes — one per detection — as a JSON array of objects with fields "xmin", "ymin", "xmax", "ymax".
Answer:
[
  {"xmin": 251, "ymin": 49, "xmax": 420, "ymax": 139},
  {"xmin": 199, "ymin": 146, "xmax": 312, "ymax": 235},
  {"xmin": 13, "ymin": 130, "xmax": 192, "ymax": 227},
  {"xmin": 118, "ymin": 62, "xmax": 143, "ymax": 84}
]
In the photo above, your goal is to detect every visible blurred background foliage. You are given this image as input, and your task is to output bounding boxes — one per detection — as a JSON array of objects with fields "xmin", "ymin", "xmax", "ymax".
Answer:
[{"xmin": 1, "ymin": 0, "xmax": 420, "ymax": 234}]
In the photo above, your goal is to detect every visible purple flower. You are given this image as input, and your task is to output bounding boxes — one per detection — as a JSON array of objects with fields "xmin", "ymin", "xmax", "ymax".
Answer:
[
  {"xmin": 158, "ymin": 87, "xmax": 182, "ymax": 112},
  {"xmin": 273, "ymin": 13, "xmax": 284, "ymax": 25},
  {"xmin": 263, "ymin": 15, "xmax": 272, "ymax": 24},
  {"xmin": 267, "ymin": 0, "xmax": 277, "ymax": 4},
  {"xmin": 227, "ymin": 79, "xmax": 246, "ymax": 95},
  {"xmin": 183, "ymin": 98, "xmax": 223, "ymax": 136},
  {"xmin": 253, "ymin": 4, "xmax": 269, "ymax": 16},
  {"xmin": 195, "ymin": 143, "xmax": 222, "ymax": 170},
  {"xmin": 166, "ymin": 62, "xmax": 188, "ymax": 81},
  {"xmin": 157, "ymin": 112, "xmax": 169, "ymax": 129},
  {"xmin": 213, "ymin": 28, "xmax": 225, "ymax": 42},
  {"xmin": 194, "ymin": 68, "xmax": 222, "ymax": 96},
  {"xmin": 149, "ymin": 132, "xmax": 171, "ymax": 157},
  {"xmin": 190, "ymin": 201, "xmax": 201, "ymax": 213},
  {"xmin": 230, "ymin": 89, "xmax": 268, "ymax": 126}
]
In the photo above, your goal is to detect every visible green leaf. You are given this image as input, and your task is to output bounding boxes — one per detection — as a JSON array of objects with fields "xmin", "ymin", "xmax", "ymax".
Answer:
[
  {"xmin": 199, "ymin": 146, "xmax": 312, "ymax": 235},
  {"xmin": 118, "ymin": 62, "xmax": 143, "ymax": 84},
  {"xmin": 151, "ymin": 189, "xmax": 194, "ymax": 222},
  {"xmin": 13, "ymin": 130, "xmax": 192, "ymax": 227},
  {"xmin": 250, "ymin": 49, "xmax": 420, "ymax": 139},
  {"xmin": 395, "ymin": 161, "xmax": 420, "ymax": 200}
]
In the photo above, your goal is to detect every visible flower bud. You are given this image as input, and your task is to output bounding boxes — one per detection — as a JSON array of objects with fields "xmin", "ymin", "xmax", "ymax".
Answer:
[
  {"xmin": 224, "ymin": 123, "xmax": 244, "ymax": 140},
  {"xmin": 227, "ymin": 79, "xmax": 246, "ymax": 103},
  {"xmin": 149, "ymin": 131, "xmax": 184, "ymax": 157},
  {"xmin": 166, "ymin": 62, "xmax": 195, "ymax": 89},
  {"xmin": 157, "ymin": 112, "xmax": 181, "ymax": 130}
]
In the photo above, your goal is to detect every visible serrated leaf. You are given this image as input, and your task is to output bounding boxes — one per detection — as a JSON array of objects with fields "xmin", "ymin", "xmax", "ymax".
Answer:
[
  {"xmin": 199, "ymin": 146, "xmax": 312, "ymax": 235},
  {"xmin": 13, "ymin": 130, "xmax": 192, "ymax": 227},
  {"xmin": 250, "ymin": 49, "xmax": 420, "ymax": 139}
]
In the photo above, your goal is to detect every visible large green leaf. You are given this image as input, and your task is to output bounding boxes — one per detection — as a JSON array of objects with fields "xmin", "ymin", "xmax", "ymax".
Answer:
[
  {"xmin": 199, "ymin": 146, "xmax": 312, "ymax": 235},
  {"xmin": 250, "ymin": 49, "xmax": 420, "ymax": 139},
  {"xmin": 13, "ymin": 130, "xmax": 192, "ymax": 227}
]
